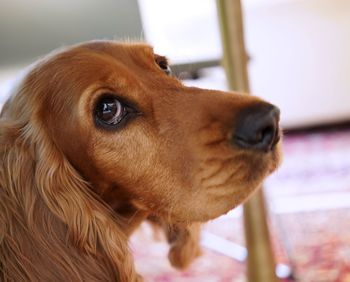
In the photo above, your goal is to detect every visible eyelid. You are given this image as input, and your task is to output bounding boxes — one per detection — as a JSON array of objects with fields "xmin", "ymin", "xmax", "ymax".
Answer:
[
  {"xmin": 155, "ymin": 55, "xmax": 168, "ymax": 63},
  {"xmin": 154, "ymin": 55, "xmax": 169, "ymax": 68},
  {"xmin": 97, "ymin": 93, "xmax": 140, "ymax": 114},
  {"xmin": 154, "ymin": 55, "xmax": 172, "ymax": 75}
]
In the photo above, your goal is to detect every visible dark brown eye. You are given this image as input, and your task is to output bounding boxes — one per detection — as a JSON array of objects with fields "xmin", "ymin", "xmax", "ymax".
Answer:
[
  {"xmin": 155, "ymin": 56, "xmax": 172, "ymax": 75},
  {"xmin": 94, "ymin": 94, "xmax": 141, "ymax": 130},
  {"xmin": 95, "ymin": 97, "xmax": 125, "ymax": 125},
  {"xmin": 94, "ymin": 95, "xmax": 140, "ymax": 130}
]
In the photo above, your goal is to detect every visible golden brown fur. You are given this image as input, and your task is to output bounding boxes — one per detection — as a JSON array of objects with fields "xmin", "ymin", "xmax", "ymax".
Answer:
[{"xmin": 0, "ymin": 41, "xmax": 281, "ymax": 281}]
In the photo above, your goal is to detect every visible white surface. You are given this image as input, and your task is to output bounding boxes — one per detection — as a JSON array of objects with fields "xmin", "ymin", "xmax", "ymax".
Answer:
[
  {"xmin": 139, "ymin": 0, "xmax": 350, "ymax": 128},
  {"xmin": 201, "ymin": 231, "xmax": 247, "ymax": 262},
  {"xmin": 138, "ymin": 0, "xmax": 222, "ymax": 64},
  {"xmin": 244, "ymin": 0, "xmax": 350, "ymax": 127}
]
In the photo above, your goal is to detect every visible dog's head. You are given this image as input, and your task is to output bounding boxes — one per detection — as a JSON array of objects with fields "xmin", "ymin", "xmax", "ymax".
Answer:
[{"xmin": 2, "ymin": 41, "xmax": 281, "ymax": 223}]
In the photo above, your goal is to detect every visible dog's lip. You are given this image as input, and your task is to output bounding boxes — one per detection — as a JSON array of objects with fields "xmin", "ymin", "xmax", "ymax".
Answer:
[
  {"xmin": 268, "ymin": 127, "xmax": 282, "ymax": 151},
  {"xmin": 272, "ymin": 133, "xmax": 281, "ymax": 147}
]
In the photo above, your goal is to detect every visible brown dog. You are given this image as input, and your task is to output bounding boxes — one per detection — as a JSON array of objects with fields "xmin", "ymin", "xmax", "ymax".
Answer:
[{"xmin": 0, "ymin": 41, "xmax": 281, "ymax": 281}]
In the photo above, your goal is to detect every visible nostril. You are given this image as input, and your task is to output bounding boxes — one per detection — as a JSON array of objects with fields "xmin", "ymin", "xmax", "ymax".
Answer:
[
  {"xmin": 260, "ymin": 125, "xmax": 276, "ymax": 150},
  {"xmin": 233, "ymin": 103, "xmax": 280, "ymax": 151}
]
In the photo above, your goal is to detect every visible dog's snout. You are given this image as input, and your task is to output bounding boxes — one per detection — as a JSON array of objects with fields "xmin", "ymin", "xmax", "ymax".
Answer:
[{"xmin": 233, "ymin": 103, "xmax": 280, "ymax": 152}]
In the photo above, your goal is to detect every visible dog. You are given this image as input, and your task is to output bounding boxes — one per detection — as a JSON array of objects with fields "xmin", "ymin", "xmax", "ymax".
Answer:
[{"xmin": 0, "ymin": 41, "xmax": 281, "ymax": 281}]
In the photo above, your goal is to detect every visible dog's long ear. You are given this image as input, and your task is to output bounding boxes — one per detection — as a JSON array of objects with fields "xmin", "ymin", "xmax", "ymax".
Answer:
[{"xmin": 0, "ymin": 116, "xmax": 140, "ymax": 281}]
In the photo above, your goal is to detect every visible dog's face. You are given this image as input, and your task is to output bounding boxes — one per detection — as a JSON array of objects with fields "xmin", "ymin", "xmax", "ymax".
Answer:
[{"xmin": 6, "ymin": 41, "xmax": 281, "ymax": 222}]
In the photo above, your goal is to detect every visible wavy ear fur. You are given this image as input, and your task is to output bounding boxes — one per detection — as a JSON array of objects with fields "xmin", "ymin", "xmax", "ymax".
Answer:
[{"xmin": 0, "ymin": 110, "xmax": 139, "ymax": 281}]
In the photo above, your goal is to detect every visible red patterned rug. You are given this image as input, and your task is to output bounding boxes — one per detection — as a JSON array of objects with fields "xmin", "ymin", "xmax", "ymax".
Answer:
[{"xmin": 131, "ymin": 128, "xmax": 350, "ymax": 282}]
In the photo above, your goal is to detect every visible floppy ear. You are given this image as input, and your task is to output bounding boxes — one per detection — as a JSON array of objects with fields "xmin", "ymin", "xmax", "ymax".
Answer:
[{"xmin": 0, "ymin": 117, "xmax": 141, "ymax": 281}]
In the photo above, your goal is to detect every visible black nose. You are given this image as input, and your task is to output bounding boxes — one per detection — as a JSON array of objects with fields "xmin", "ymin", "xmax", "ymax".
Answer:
[{"xmin": 233, "ymin": 103, "xmax": 280, "ymax": 152}]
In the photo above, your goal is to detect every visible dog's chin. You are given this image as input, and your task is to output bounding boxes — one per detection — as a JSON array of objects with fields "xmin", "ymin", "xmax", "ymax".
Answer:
[
  {"xmin": 134, "ymin": 143, "xmax": 283, "ymax": 224},
  {"xmin": 192, "ymin": 146, "xmax": 282, "ymax": 222},
  {"xmin": 163, "ymin": 184, "xmax": 258, "ymax": 223}
]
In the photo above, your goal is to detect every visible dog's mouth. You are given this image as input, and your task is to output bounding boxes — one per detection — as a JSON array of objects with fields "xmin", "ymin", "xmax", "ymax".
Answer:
[
  {"xmin": 136, "ymin": 138, "xmax": 283, "ymax": 224},
  {"xmin": 196, "ymin": 145, "xmax": 282, "ymax": 220},
  {"xmin": 197, "ymin": 137, "xmax": 282, "ymax": 189}
]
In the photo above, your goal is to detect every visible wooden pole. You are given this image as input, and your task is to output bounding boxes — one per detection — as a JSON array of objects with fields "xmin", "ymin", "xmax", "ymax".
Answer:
[{"xmin": 216, "ymin": 1, "xmax": 279, "ymax": 281}]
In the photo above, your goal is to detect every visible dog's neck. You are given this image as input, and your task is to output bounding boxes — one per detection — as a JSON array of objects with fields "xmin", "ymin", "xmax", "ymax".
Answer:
[
  {"xmin": 95, "ymin": 182, "xmax": 150, "ymax": 236},
  {"xmin": 112, "ymin": 199, "xmax": 150, "ymax": 236}
]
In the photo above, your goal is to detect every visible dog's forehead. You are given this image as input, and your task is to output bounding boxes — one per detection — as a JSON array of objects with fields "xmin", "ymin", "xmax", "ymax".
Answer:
[
  {"xmin": 43, "ymin": 41, "xmax": 158, "ymax": 95},
  {"xmin": 81, "ymin": 41, "xmax": 156, "ymax": 65}
]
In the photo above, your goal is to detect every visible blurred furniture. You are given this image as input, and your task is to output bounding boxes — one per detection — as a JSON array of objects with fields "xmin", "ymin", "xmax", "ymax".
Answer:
[
  {"xmin": 216, "ymin": 1, "xmax": 279, "ymax": 281},
  {"xmin": 0, "ymin": 0, "xmax": 142, "ymax": 67}
]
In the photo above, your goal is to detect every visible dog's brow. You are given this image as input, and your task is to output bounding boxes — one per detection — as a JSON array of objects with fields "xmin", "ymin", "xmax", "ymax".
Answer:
[{"xmin": 154, "ymin": 54, "xmax": 168, "ymax": 62}]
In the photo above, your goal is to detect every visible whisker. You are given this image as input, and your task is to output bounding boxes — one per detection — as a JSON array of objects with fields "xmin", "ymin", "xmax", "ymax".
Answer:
[
  {"xmin": 199, "ymin": 157, "xmax": 237, "ymax": 183},
  {"xmin": 204, "ymin": 163, "xmax": 244, "ymax": 191}
]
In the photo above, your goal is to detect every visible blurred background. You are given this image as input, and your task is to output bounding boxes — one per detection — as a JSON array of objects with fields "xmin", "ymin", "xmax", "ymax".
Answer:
[{"xmin": 1, "ymin": 0, "xmax": 350, "ymax": 281}]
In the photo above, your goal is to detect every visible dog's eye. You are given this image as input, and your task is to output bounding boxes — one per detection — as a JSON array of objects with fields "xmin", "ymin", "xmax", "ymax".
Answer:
[
  {"xmin": 155, "ymin": 56, "xmax": 172, "ymax": 75},
  {"xmin": 95, "ymin": 96, "xmax": 130, "ymax": 126}
]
